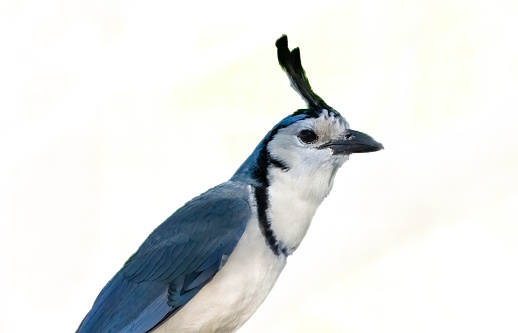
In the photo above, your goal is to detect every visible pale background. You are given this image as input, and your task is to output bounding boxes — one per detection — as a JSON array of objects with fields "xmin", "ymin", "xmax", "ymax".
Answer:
[{"xmin": 1, "ymin": 0, "xmax": 518, "ymax": 332}]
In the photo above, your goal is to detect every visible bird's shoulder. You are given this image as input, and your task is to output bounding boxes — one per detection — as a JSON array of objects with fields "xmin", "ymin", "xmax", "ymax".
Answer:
[{"xmin": 122, "ymin": 180, "xmax": 252, "ymax": 283}]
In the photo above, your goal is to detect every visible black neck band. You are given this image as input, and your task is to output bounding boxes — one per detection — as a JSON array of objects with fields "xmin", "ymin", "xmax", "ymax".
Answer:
[{"xmin": 254, "ymin": 185, "xmax": 289, "ymax": 257}]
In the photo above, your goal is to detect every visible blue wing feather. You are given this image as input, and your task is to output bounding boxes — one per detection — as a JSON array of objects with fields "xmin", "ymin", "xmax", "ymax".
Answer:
[{"xmin": 77, "ymin": 181, "xmax": 251, "ymax": 333}]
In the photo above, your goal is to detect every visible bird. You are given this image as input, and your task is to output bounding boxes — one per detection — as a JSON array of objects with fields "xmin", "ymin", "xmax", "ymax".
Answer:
[{"xmin": 77, "ymin": 34, "xmax": 383, "ymax": 333}]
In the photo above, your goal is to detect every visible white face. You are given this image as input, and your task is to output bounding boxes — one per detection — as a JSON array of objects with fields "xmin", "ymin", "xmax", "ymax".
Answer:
[{"xmin": 266, "ymin": 109, "xmax": 350, "ymax": 201}]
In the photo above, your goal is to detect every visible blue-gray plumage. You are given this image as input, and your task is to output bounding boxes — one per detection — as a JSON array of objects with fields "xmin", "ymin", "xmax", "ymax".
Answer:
[
  {"xmin": 77, "ymin": 35, "xmax": 383, "ymax": 333},
  {"xmin": 78, "ymin": 183, "xmax": 250, "ymax": 332}
]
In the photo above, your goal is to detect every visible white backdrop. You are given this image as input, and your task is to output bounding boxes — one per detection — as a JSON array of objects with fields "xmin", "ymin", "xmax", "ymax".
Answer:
[{"xmin": 1, "ymin": 0, "xmax": 517, "ymax": 332}]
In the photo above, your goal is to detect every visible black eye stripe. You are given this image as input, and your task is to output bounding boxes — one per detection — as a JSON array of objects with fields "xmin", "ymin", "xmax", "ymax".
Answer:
[{"xmin": 298, "ymin": 129, "xmax": 317, "ymax": 144}]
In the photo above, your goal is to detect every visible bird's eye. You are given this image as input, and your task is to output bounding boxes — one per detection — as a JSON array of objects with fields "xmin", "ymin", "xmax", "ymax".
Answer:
[{"xmin": 298, "ymin": 129, "xmax": 318, "ymax": 144}]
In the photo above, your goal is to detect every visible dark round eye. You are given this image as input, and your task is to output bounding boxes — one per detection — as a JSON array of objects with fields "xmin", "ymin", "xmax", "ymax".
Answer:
[{"xmin": 298, "ymin": 129, "xmax": 318, "ymax": 144}]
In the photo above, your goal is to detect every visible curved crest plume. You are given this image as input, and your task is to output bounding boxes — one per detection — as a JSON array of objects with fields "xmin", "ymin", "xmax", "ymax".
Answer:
[{"xmin": 276, "ymin": 35, "xmax": 338, "ymax": 115}]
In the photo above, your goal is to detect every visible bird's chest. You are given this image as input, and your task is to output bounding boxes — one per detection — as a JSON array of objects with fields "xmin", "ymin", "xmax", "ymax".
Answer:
[{"xmin": 155, "ymin": 216, "xmax": 286, "ymax": 333}]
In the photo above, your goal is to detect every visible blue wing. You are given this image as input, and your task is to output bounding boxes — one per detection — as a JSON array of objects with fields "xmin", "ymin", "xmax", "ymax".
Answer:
[{"xmin": 77, "ymin": 182, "xmax": 251, "ymax": 333}]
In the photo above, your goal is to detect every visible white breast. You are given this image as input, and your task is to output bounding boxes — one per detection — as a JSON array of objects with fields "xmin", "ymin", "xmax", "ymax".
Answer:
[{"xmin": 154, "ymin": 190, "xmax": 286, "ymax": 333}]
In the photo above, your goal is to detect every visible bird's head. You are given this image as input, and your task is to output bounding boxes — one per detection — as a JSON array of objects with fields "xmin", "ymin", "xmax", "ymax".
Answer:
[{"xmin": 234, "ymin": 35, "xmax": 383, "ymax": 199}]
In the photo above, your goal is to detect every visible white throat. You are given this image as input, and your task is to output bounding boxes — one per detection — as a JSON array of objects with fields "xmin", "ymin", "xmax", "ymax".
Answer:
[{"xmin": 265, "ymin": 156, "xmax": 347, "ymax": 253}]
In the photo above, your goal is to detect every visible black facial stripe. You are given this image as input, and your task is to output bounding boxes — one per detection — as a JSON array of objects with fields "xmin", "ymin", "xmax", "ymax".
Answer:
[
  {"xmin": 270, "ymin": 158, "xmax": 289, "ymax": 172},
  {"xmin": 252, "ymin": 123, "xmax": 285, "ymax": 186},
  {"xmin": 252, "ymin": 124, "xmax": 290, "ymax": 257}
]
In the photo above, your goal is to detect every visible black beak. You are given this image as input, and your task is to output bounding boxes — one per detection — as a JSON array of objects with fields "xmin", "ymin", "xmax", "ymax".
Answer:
[{"xmin": 320, "ymin": 129, "xmax": 384, "ymax": 154}]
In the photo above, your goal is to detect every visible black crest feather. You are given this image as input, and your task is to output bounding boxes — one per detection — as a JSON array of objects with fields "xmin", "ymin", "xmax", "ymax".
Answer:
[{"xmin": 276, "ymin": 35, "xmax": 335, "ymax": 113}]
